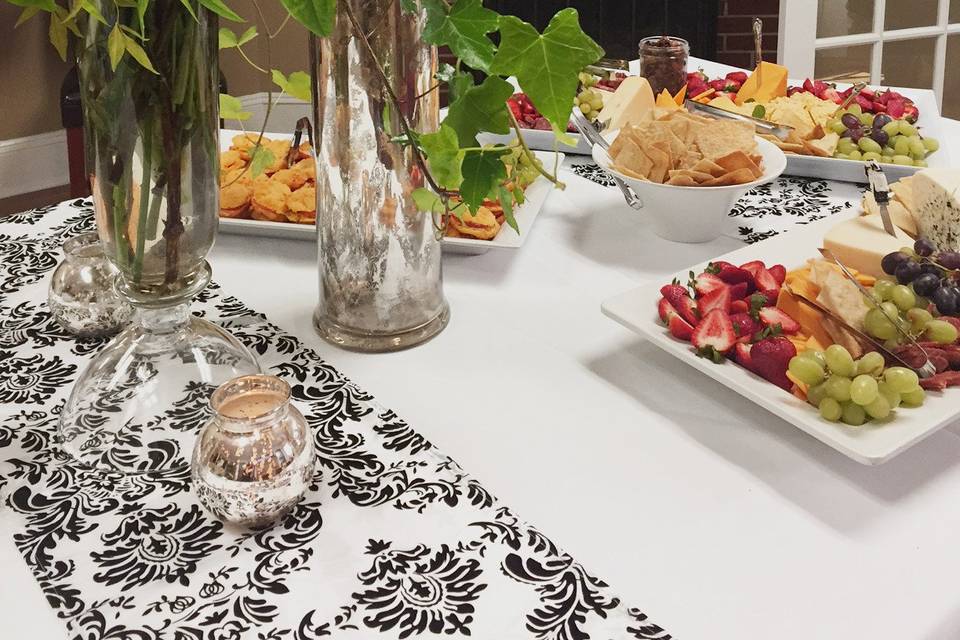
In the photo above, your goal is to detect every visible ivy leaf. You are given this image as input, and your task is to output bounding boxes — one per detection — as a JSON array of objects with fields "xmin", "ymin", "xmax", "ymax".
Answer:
[
  {"xmin": 411, "ymin": 188, "xmax": 443, "ymax": 214},
  {"xmin": 420, "ymin": 124, "xmax": 463, "ymax": 190},
  {"xmin": 490, "ymin": 9, "xmax": 604, "ymax": 136},
  {"xmin": 198, "ymin": 0, "xmax": 243, "ymax": 22},
  {"xmin": 220, "ymin": 25, "xmax": 257, "ymax": 49},
  {"xmin": 448, "ymin": 70, "xmax": 474, "ymax": 104},
  {"xmin": 107, "ymin": 23, "xmax": 125, "ymax": 70},
  {"xmin": 271, "ymin": 69, "xmax": 311, "ymax": 102},
  {"xmin": 434, "ymin": 63, "xmax": 456, "ymax": 83},
  {"xmin": 15, "ymin": 6, "xmax": 40, "ymax": 27},
  {"xmin": 444, "ymin": 75, "xmax": 513, "ymax": 145},
  {"xmin": 249, "ymin": 145, "xmax": 275, "ymax": 178},
  {"xmin": 123, "ymin": 33, "xmax": 158, "ymax": 73},
  {"xmin": 135, "ymin": 0, "xmax": 148, "ymax": 35},
  {"xmin": 279, "ymin": 0, "xmax": 336, "ymax": 37},
  {"xmin": 422, "ymin": 0, "xmax": 498, "ymax": 72},
  {"xmin": 499, "ymin": 185, "xmax": 518, "ymax": 233},
  {"xmin": 219, "ymin": 93, "xmax": 251, "ymax": 121},
  {"xmin": 460, "ymin": 148, "xmax": 508, "ymax": 210},
  {"xmin": 48, "ymin": 11, "xmax": 68, "ymax": 61}
]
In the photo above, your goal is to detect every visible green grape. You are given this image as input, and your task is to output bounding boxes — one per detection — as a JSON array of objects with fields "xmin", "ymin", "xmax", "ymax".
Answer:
[
  {"xmin": 862, "ymin": 151, "xmax": 882, "ymax": 162},
  {"xmin": 901, "ymin": 387, "xmax": 926, "ymax": 407},
  {"xmin": 922, "ymin": 137, "xmax": 940, "ymax": 153},
  {"xmin": 798, "ymin": 349, "xmax": 827, "ymax": 368},
  {"xmin": 877, "ymin": 381, "xmax": 902, "ymax": 409},
  {"xmin": 881, "ymin": 155, "xmax": 895, "ymax": 164},
  {"xmin": 914, "ymin": 159, "xmax": 928, "ymax": 167},
  {"xmin": 914, "ymin": 294, "xmax": 930, "ymax": 309},
  {"xmin": 859, "ymin": 112, "xmax": 874, "ymax": 126},
  {"xmin": 590, "ymin": 97, "xmax": 604, "ymax": 111},
  {"xmin": 883, "ymin": 337, "xmax": 901, "ymax": 350},
  {"xmin": 893, "ymin": 136, "xmax": 911, "ymax": 155},
  {"xmin": 907, "ymin": 308, "xmax": 934, "ymax": 332},
  {"xmin": 848, "ymin": 104, "xmax": 863, "ymax": 115},
  {"xmin": 899, "ymin": 121, "xmax": 918, "ymax": 137},
  {"xmin": 837, "ymin": 138, "xmax": 857, "ymax": 155},
  {"xmin": 856, "ymin": 352, "xmax": 886, "ymax": 376},
  {"xmin": 882, "ymin": 146, "xmax": 896, "ymax": 157},
  {"xmin": 882, "ymin": 121, "xmax": 900, "ymax": 137},
  {"xmin": 788, "ymin": 356, "xmax": 827, "ymax": 385},
  {"xmin": 824, "ymin": 344, "xmax": 856, "ymax": 377},
  {"xmin": 841, "ymin": 401, "xmax": 867, "ymax": 426},
  {"xmin": 864, "ymin": 395, "xmax": 892, "ymax": 420},
  {"xmin": 858, "ymin": 137, "xmax": 882, "ymax": 154},
  {"xmin": 825, "ymin": 375, "xmax": 853, "ymax": 402},
  {"xmin": 578, "ymin": 103, "xmax": 591, "ymax": 115},
  {"xmin": 892, "ymin": 155, "xmax": 915, "ymax": 166},
  {"xmin": 829, "ymin": 119, "xmax": 847, "ymax": 134},
  {"xmin": 847, "ymin": 150, "xmax": 863, "ymax": 161},
  {"xmin": 850, "ymin": 374, "xmax": 879, "ymax": 406},
  {"xmin": 873, "ymin": 280, "xmax": 895, "ymax": 301},
  {"xmin": 880, "ymin": 301, "xmax": 901, "ymax": 318},
  {"xmin": 807, "ymin": 382, "xmax": 828, "ymax": 407},
  {"xmin": 834, "ymin": 153, "xmax": 850, "ymax": 160},
  {"xmin": 924, "ymin": 319, "xmax": 959, "ymax": 344},
  {"xmin": 884, "ymin": 367, "xmax": 920, "ymax": 393},
  {"xmin": 865, "ymin": 308, "xmax": 898, "ymax": 340},
  {"xmin": 819, "ymin": 397, "xmax": 842, "ymax": 422},
  {"xmin": 891, "ymin": 285, "xmax": 916, "ymax": 311},
  {"xmin": 908, "ymin": 137, "xmax": 926, "ymax": 158}
]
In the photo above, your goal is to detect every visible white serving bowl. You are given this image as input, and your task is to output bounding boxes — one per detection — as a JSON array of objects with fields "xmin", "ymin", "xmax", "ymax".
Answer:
[{"xmin": 593, "ymin": 136, "xmax": 787, "ymax": 243}]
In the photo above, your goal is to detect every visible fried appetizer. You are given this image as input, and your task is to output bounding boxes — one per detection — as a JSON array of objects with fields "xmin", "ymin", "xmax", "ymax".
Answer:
[
  {"xmin": 448, "ymin": 206, "xmax": 500, "ymax": 240},
  {"xmin": 250, "ymin": 180, "xmax": 290, "ymax": 222},
  {"xmin": 219, "ymin": 182, "xmax": 252, "ymax": 219},
  {"xmin": 271, "ymin": 168, "xmax": 309, "ymax": 190},
  {"xmin": 286, "ymin": 186, "xmax": 316, "ymax": 224}
]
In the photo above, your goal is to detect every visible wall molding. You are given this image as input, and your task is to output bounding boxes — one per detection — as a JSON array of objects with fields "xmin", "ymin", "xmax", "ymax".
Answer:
[
  {"xmin": 225, "ymin": 93, "xmax": 312, "ymax": 134},
  {"xmin": 0, "ymin": 130, "xmax": 69, "ymax": 200}
]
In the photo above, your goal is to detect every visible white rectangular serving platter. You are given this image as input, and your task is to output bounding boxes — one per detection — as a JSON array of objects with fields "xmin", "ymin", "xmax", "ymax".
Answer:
[
  {"xmin": 481, "ymin": 130, "xmax": 592, "ymax": 156},
  {"xmin": 601, "ymin": 216, "xmax": 960, "ymax": 465},
  {"xmin": 216, "ymin": 129, "xmax": 561, "ymax": 255}
]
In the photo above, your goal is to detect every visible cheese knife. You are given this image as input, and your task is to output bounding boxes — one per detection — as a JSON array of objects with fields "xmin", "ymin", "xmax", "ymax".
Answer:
[
  {"xmin": 818, "ymin": 247, "xmax": 936, "ymax": 378},
  {"xmin": 864, "ymin": 160, "xmax": 898, "ymax": 237}
]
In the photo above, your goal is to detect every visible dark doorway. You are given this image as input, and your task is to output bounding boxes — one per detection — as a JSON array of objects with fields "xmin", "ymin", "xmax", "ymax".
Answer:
[{"xmin": 485, "ymin": 0, "xmax": 720, "ymax": 61}]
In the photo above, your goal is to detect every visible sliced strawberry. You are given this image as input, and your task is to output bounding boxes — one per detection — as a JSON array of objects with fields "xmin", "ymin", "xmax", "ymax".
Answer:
[
  {"xmin": 758, "ymin": 306, "xmax": 800, "ymax": 334},
  {"xmin": 768, "ymin": 264, "xmax": 786, "ymax": 285},
  {"xmin": 733, "ymin": 342, "xmax": 755, "ymax": 370},
  {"xmin": 709, "ymin": 261, "xmax": 754, "ymax": 287},
  {"xmin": 658, "ymin": 297, "xmax": 677, "ymax": 323},
  {"xmin": 730, "ymin": 299, "xmax": 749, "ymax": 314},
  {"xmin": 699, "ymin": 285, "xmax": 731, "ymax": 315},
  {"xmin": 753, "ymin": 267, "xmax": 780, "ymax": 293},
  {"xmin": 691, "ymin": 309, "xmax": 736, "ymax": 361},
  {"xmin": 667, "ymin": 314, "xmax": 695, "ymax": 341},
  {"xmin": 739, "ymin": 260, "xmax": 765, "ymax": 278},
  {"xmin": 660, "ymin": 284, "xmax": 700, "ymax": 326},
  {"xmin": 728, "ymin": 282, "xmax": 749, "ymax": 299},
  {"xmin": 750, "ymin": 337, "xmax": 797, "ymax": 391},
  {"xmin": 730, "ymin": 312, "xmax": 762, "ymax": 341},
  {"xmin": 755, "ymin": 290, "xmax": 778, "ymax": 307},
  {"xmin": 692, "ymin": 272, "xmax": 727, "ymax": 298}
]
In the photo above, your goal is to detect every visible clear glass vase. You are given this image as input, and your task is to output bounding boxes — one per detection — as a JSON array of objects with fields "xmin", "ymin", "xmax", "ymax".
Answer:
[
  {"xmin": 310, "ymin": 0, "xmax": 450, "ymax": 352},
  {"xmin": 58, "ymin": 1, "xmax": 260, "ymax": 474}
]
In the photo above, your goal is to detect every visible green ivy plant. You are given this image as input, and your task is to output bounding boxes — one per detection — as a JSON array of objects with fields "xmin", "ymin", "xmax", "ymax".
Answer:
[{"xmin": 8, "ymin": 0, "xmax": 604, "ymax": 230}]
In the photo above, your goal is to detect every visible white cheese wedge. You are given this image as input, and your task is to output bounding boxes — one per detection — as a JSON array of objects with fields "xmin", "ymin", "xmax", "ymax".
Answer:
[
  {"xmin": 912, "ymin": 169, "xmax": 960, "ymax": 251},
  {"xmin": 597, "ymin": 76, "xmax": 655, "ymax": 132},
  {"xmin": 861, "ymin": 192, "xmax": 917, "ymax": 236},
  {"xmin": 823, "ymin": 215, "xmax": 913, "ymax": 279}
]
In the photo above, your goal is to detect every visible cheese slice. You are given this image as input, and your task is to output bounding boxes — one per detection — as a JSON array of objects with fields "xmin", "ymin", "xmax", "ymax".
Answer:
[
  {"xmin": 735, "ymin": 61, "xmax": 788, "ymax": 105},
  {"xmin": 861, "ymin": 192, "xmax": 918, "ymax": 236},
  {"xmin": 597, "ymin": 76, "xmax": 655, "ymax": 131},
  {"xmin": 655, "ymin": 89, "xmax": 681, "ymax": 111},
  {"xmin": 822, "ymin": 215, "xmax": 913, "ymax": 279},
  {"xmin": 911, "ymin": 168, "xmax": 960, "ymax": 251}
]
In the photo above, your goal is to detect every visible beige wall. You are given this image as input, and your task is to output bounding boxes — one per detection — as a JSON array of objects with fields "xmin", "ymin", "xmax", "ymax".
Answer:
[
  {"xmin": 0, "ymin": 2, "xmax": 309, "ymax": 141},
  {"xmin": 0, "ymin": 5, "xmax": 73, "ymax": 139}
]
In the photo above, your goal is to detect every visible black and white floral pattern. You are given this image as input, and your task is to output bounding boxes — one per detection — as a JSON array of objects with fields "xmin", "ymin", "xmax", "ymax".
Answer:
[{"xmin": 0, "ymin": 204, "xmax": 671, "ymax": 640}]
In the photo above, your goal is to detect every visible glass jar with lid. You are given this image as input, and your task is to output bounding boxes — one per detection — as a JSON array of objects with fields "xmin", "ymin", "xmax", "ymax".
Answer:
[{"xmin": 639, "ymin": 36, "xmax": 690, "ymax": 97}]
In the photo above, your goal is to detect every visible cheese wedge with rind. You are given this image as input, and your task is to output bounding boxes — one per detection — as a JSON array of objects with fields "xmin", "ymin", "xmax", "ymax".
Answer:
[
  {"xmin": 822, "ymin": 215, "xmax": 913, "ymax": 279},
  {"xmin": 597, "ymin": 76, "xmax": 656, "ymax": 132}
]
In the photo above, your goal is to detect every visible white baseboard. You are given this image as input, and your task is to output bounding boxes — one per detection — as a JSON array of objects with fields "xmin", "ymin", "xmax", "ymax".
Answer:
[{"xmin": 0, "ymin": 130, "xmax": 69, "ymax": 200}]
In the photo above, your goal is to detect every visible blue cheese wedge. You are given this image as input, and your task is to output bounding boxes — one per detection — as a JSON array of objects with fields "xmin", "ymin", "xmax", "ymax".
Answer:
[
  {"xmin": 823, "ymin": 215, "xmax": 913, "ymax": 279},
  {"xmin": 913, "ymin": 169, "xmax": 960, "ymax": 251}
]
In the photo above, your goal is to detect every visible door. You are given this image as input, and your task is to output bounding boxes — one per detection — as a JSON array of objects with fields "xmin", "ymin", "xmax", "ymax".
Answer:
[{"xmin": 778, "ymin": 0, "xmax": 960, "ymax": 117}]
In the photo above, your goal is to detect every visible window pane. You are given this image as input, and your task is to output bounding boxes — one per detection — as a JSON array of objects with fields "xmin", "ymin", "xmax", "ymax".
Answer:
[
  {"xmin": 945, "ymin": 35, "xmax": 960, "ymax": 119},
  {"xmin": 815, "ymin": 45, "xmax": 872, "ymax": 83},
  {"xmin": 885, "ymin": 0, "xmax": 938, "ymax": 30},
  {"xmin": 881, "ymin": 38, "xmax": 936, "ymax": 89},
  {"xmin": 817, "ymin": 0, "xmax": 874, "ymax": 38},
  {"xmin": 952, "ymin": 0, "xmax": 960, "ymax": 23}
]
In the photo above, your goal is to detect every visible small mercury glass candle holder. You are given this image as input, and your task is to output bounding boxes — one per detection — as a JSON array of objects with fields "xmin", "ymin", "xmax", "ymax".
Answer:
[
  {"xmin": 47, "ymin": 232, "xmax": 132, "ymax": 338},
  {"xmin": 192, "ymin": 375, "xmax": 316, "ymax": 527}
]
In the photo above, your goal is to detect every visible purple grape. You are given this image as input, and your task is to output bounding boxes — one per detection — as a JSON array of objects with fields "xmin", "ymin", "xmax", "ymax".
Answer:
[
  {"xmin": 938, "ymin": 251, "xmax": 960, "ymax": 270},
  {"xmin": 895, "ymin": 260, "xmax": 922, "ymax": 284},
  {"xmin": 912, "ymin": 273, "xmax": 940, "ymax": 296},
  {"xmin": 871, "ymin": 129, "xmax": 890, "ymax": 147},
  {"xmin": 841, "ymin": 113, "xmax": 861, "ymax": 129},
  {"xmin": 849, "ymin": 128, "xmax": 865, "ymax": 142},
  {"xmin": 932, "ymin": 286, "xmax": 960, "ymax": 316},
  {"xmin": 921, "ymin": 262, "xmax": 944, "ymax": 277},
  {"xmin": 915, "ymin": 237, "xmax": 936, "ymax": 257},
  {"xmin": 881, "ymin": 251, "xmax": 910, "ymax": 275},
  {"xmin": 873, "ymin": 113, "xmax": 893, "ymax": 129}
]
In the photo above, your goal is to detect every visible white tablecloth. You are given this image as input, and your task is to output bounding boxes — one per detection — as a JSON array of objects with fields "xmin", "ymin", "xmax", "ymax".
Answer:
[{"xmin": 4, "ymin": 100, "xmax": 960, "ymax": 640}]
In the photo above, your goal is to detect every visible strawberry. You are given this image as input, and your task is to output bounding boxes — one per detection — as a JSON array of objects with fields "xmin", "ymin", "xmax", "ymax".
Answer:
[
  {"xmin": 658, "ymin": 297, "xmax": 677, "ymax": 323},
  {"xmin": 699, "ymin": 285, "xmax": 731, "ymax": 315},
  {"xmin": 823, "ymin": 87, "xmax": 841, "ymax": 103},
  {"xmin": 758, "ymin": 306, "xmax": 801, "ymax": 334},
  {"xmin": 709, "ymin": 78, "xmax": 728, "ymax": 92},
  {"xmin": 750, "ymin": 337, "xmax": 797, "ymax": 391},
  {"xmin": 668, "ymin": 314, "xmax": 695, "ymax": 341},
  {"xmin": 903, "ymin": 103, "xmax": 919, "ymax": 123},
  {"xmin": 707, "ymin": 261, "xmax": 754, "ymax": 287},
  {"xmin": 691, "ymin": 272, "xmax": 727, "ymax": 297},
  {"xmin": 753, "ymin": 267, "xmax": 780, "ymax": 293},
  {"xmin": 768, "ymin": 264, "xmax": 786, "ymax": 285},
  {"xmin": 691, "ymin": 309, "xmax": 736, "ymax": 362},
  {"xmin": 728, "ymin": 282, "xmax": 749, "ymax": 299},
  {"xmin": 730, "ymin": 312, "xmax": 762, "ymax": 341},
  {"xmin": 730, "ymin": 299, "xmax": 749, "ymax": 314},
  {"xmin": 886, "ymin": 98, "xmax": 906, "ymax": 119},
  {"xmin": 802, "ymin": 78, "xmax": 816, "ymax": 94},
  {"xmin": 660, "ymin": 284, "xmax": 700, "ymax": 326},
  {"xmin": 733, "ymin": 342, "xmax": 755, "ymax": 370},
  {"xmin": 739, "ymin": 260, "xmax": 765, "ymax": 278},
  {"xmin": 725, "ymin": 71, "xmax": 748, "ymax": 84}
]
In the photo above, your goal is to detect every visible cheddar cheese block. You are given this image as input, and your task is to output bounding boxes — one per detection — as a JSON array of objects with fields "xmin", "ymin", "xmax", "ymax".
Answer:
[{"xmin": 735, "ymin": 61, "xmax": 788, "ymax": 105}]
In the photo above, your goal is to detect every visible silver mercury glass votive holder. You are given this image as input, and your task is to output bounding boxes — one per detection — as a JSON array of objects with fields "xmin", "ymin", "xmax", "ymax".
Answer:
[
  {"xmin": 192, "ymin": 375, "xmax": 316, "ymax": 527},
  {"xmin": 47, "ymin": 232, "xmax": 133, "ymax": 338}
]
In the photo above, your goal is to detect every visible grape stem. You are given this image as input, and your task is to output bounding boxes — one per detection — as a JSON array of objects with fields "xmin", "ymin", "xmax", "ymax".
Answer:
[{"xmin": 507, "ymin": 108, "xmax": 564, "ymax": 188}]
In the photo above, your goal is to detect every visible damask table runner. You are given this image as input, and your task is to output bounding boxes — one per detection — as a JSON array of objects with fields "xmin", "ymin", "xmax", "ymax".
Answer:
[{"xmin": 0, "ymin": 201, "xmax": 671, "ymax": 640}]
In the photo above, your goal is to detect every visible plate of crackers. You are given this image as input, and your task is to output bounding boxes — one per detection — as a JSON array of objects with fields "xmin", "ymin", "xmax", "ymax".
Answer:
[{"xmin": 593, "ymin": 108, "xmax": 786, "ymax": 243}]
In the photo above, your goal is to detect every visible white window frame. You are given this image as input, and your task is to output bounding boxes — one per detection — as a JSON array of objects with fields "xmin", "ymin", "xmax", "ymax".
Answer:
[{"xmin": 778, "ymin": 0, "xmax": 960, "ymax": 109}]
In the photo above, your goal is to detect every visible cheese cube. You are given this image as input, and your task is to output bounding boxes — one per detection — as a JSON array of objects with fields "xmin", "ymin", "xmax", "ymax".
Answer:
[
  {"xmin": 912, "ymin": 169, "xmax": 960, "ymax": 251},
  {"xmin": 735, "ymin": 61, "xmax": 788, "ymax": 105},
  {"xmin": 822, "ymin": 215, "xmax": 913, "ymax": 279},
  {"xmin": 597, "ymin": 76, "xmax": 655, "ymax": 131}
]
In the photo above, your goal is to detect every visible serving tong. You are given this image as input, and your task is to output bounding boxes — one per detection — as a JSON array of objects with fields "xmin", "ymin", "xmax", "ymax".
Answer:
[
  {"xmin": 684, "ymin": 100, "xmax": 796, "ymax": 140},
  {"xmin": 570, "ymin": 106, "xmax": 644, "ymax": 210}
]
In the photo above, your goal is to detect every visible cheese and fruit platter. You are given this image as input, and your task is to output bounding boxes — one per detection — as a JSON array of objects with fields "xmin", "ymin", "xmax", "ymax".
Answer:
[{"xmin": 603, "ymin": 167, "xmax": 960, "ymax": 464}]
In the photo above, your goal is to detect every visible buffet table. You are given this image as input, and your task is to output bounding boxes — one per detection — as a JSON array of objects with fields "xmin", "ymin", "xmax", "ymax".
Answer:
[{"xmin": 4, "ymin": 103, "xmax": 960, "ymax": 640}]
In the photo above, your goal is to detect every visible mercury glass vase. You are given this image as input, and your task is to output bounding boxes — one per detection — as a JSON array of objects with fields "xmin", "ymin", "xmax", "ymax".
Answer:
[
  {"xmin": 309, "ymin": 0, "xmax": 450, "ymax": 352},
  {"xmin": 58, "ymin": 0, "xmax": 260, "ymax": 474}
]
